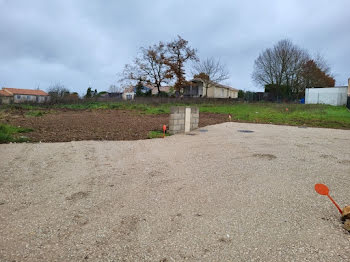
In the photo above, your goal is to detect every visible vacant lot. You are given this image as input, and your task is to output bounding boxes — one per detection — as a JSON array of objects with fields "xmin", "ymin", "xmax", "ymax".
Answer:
[
  {"xmin": 1, "ymin": 102, "xmax": 349, "ymax": 143},
  {"xmin": 0, "ymin": 122, "xmax": 349, "ymax": 261},
  {"xmin": 0, "ymin": 109, "xmax": 227, "ymax": 142}
]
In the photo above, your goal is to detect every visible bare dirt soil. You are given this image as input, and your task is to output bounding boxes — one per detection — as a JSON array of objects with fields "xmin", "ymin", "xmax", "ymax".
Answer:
[
  {"xmin": 1, "ymin": 109, "xmax": 228, "ymax": 142},
  {"xmin": 0, "ymin": 122, "xmax": 349, "ymax": 261}
]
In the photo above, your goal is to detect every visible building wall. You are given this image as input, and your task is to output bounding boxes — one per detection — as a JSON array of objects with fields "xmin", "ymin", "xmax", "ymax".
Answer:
[
  {"xmin": 191, "ymin": 82, "xmax": 238, "ymax": 98},
  {"xmin": 206, "ymin": 85, "xmax": 215, "ymax": 97},
  {"xmin": 0, "ymin": 96, "xmax": 13, "ymax": 104},
  {"xmin": 210, "ymin": 86, "xmax": 237, "ymax": 98},
  {"xmin": 12, "ymin": 94, "xmax": 49, "ymax": 103},
  {"xmin": 213, "ymin": 87, "xmax": 222, "ymax": 98},
  {"xmin": 122, "ymin": 92, "xmax": 135, "ymax": 100},
  {"xmin": 305, "ymin": 87, "xmax": 348, "ymax": 106},
  {"xmin": 14, "ymin": 94, "xmax": 35, "ymax": 103},
  {"xmin": 231, "ymin": 90, "xmax": 238, "ymax": 98},
  {"xmin": 151, "ymin": 88, "xmax": 158, "ymax": 95},
  {"xmin": 37, "ymin": 96, "xmax": 49, "ymax": 103}
]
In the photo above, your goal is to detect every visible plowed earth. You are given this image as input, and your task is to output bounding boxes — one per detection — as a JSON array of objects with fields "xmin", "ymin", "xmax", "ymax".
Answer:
[{"xmin": 1, "ymin": 109, "xmax": 228, "ymax": 142}]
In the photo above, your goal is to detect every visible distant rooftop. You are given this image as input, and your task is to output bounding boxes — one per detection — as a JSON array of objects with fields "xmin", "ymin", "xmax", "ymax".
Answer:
[{"xmin": 1, "ymin": 87, "xmax": 49, "ymax": 96}]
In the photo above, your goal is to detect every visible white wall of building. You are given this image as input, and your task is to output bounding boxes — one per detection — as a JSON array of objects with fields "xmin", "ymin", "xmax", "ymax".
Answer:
[
  {"xmin": 305, "ymin": 87, "xmax": 348, "ymax": 106},
  {"xmin": 122, "ymin": 92, "xmax": 135, "ymax": 100},
  {"xmin": 13, "ymin": 95, "xmax": 49, "ymax": 103}
]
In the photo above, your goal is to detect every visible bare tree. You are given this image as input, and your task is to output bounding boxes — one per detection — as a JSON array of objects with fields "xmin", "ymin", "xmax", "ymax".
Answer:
[
  {"xmin": 48, "ymin": 83, "xmax": 70, "ymax": 103},
  {"xmin": 192, "ymin": 57, "xmax": 230, "ymax": 97},
  {"xmin": 166, "ymin": 35, "xmax": 198, "ymax": 91},
  {"xmin": 252, "ymin": 39, "xmax": 310, "ymax": 97},
  {"xmin": 192, "ymin": 57, "xmax": 230, "ymax": 83},
  {"xmin": 313, "ymin": 52, "xmax": 332, "ymax": 76},
  {"xmin": 108, "ymin": 85, "xmax": 123, "ymax": 93},
  {"xmin": 120, "ymin": 42, "xmax": 173, "ymax": 94}
]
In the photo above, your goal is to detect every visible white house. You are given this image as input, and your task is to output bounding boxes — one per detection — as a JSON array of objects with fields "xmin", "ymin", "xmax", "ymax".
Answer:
[
  {"xmin": 183, "ymin": 78, "xmax": 238, "ymax": 98},
  {"xmin": 122, "ymin": 86, "xmax": 135, "ymax": 100},
  {"xmin": 0, "ymin": 87, "xmax": 50, "ymax": 104}
]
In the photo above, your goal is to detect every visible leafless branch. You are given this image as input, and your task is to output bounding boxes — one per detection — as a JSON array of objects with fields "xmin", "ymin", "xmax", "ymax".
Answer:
[{"xmin": 192, "ymin": 57, "xmax": 230, "ymax": 83}]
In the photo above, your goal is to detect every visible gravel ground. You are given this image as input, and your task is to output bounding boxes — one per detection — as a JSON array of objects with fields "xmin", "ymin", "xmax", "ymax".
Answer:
[{"xmin": 0, "ymin": 122, "xmax": 350, "ymax": 261}]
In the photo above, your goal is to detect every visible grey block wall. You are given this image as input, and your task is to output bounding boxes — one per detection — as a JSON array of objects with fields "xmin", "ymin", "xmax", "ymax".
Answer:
[
  {"xmin": 169, "ymin": 106, "xmax": 199, "ymax": 134},
  {"xmin": 169, "ymin": 107, "xmax": 185, "ymax": 134},
  {"xmin": 190, "ymin": 107, "xmax": 199, "ymax": 130}
]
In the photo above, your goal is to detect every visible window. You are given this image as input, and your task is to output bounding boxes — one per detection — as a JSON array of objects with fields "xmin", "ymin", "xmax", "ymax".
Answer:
[
  {"xmin": 17, "ymin": 95, "xmax": 21, "ymax": 99},
  {"xmin": 27, "ymin": 96, "xmax": 31, "ymax": 99}
]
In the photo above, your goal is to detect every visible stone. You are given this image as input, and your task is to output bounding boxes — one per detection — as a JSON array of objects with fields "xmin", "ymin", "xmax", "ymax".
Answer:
[
  {"xmin": 344, "ymin": 219, "xmax": 350, "ymax": 232},
  {"xmin": 341, "ymin": 206, "xmax": 350, "ymax": 221}
]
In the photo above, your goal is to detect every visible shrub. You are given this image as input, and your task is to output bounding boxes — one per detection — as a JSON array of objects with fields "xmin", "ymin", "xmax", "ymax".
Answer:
[
  {"xmin": 238, "ymin": 90, "xmax": 245, "ymax": 99},
  {"xmin": 0, "ymin": 124, "xmax": 33, "ymax": 143}
]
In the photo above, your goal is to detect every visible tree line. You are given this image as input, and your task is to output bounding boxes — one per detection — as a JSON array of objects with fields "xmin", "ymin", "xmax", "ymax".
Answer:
[
  {"xmin": 252, "ymin": 39, "xmax": 334, "ymax": 99},
  {"xmin": 48, "ymin": 36, "xmax": 335, "ymax": 101},
  {"xmin": 121, "ymin": 36, "xmax": 334, "ymax": 100}
]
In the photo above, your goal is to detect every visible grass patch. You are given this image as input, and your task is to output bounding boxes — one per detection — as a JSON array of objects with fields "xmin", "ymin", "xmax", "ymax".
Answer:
[
  {"xmin": 25, "ymin": 110, "xmax": 46, "ymax": 117},
  {"xmin": 198, "ymin": 103, "xmax": 350, "ymax": 129},
  {"xmin": 0, "ymin": 123, "xmax": 33, "ymax": 143},
  {"xmin": 148, "ymin": 130, "xmax": 171, "ymax": 139}
]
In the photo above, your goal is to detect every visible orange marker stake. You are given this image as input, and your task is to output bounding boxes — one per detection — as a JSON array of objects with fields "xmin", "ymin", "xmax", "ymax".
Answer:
[
  {"xmin": 315, "ymin": 183, "xmax": 342, "ymax": 214},
  {"xmin": 163, "ymin": 125, "xmax": 166, "ymax": 138}
]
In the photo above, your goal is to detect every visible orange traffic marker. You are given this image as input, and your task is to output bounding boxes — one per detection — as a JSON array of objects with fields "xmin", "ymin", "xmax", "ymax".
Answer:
[
  {"xmin": 163, "ymin": 125, "xmax": 166, "ymax": 138},
  {"xmin": 315, "ymin": 183, "xmax": 342, "ymax": 214}
]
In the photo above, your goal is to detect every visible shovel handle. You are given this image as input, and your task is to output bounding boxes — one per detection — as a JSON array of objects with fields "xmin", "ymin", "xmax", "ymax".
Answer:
[{"xmin": 327, "ymin": 194, "xmax": 342, "ymax": 214}]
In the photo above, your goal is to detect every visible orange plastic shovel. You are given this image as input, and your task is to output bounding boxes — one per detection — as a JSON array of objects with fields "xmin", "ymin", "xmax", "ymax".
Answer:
[{"xmin": 315, "ymin": 183, "xmax": 342, "ymax": 214}]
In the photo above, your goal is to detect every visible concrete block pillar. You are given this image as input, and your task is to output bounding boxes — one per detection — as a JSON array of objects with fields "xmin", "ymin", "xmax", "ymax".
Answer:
[
  {"xmin": 169, "ymin": 106, "xmax": 199, "ymax": 134},
  {"xmin": 185, "ymin": 107, "xmax": 191, "ymax": 132}
]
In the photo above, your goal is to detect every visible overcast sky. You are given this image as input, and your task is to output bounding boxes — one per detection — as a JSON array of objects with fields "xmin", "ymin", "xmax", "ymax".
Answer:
[{"xmin": 0, "ymin": 0, "xmax": 349, "ymax": 95}]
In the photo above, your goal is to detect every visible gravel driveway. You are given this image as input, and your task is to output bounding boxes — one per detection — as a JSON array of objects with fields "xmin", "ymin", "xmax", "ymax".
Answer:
[{"xmin": 1, "ymin": 122, "xmax": 349, "ymax": 261}]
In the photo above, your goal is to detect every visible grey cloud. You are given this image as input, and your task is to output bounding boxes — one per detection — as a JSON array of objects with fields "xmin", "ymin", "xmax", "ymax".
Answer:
[{"xmin": 0, "ymin": 0, "xmax": 349, "ymax": 94}]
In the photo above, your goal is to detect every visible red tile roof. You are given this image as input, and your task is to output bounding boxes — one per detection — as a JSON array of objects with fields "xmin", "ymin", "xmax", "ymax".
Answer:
[
  {"xmin": 2, "ymin": 88, "xmax": 49, "ymax": 96},
  {"xmin": 0, "ymin": 89, "xmax": 13, "ymax": 97}
]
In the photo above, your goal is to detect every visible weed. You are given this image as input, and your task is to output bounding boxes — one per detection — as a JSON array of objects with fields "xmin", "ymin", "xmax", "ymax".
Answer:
[
  {"xmin": 25, "ymin": 110, "xmax": 45, "ymax": 117},
  {"xmin": 0, "ymin": 124, "xmax": 33, "ymax": 143},
  {"xmin": 148, "ymin": 130, "xmax": 171, "ymax": 139}
]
